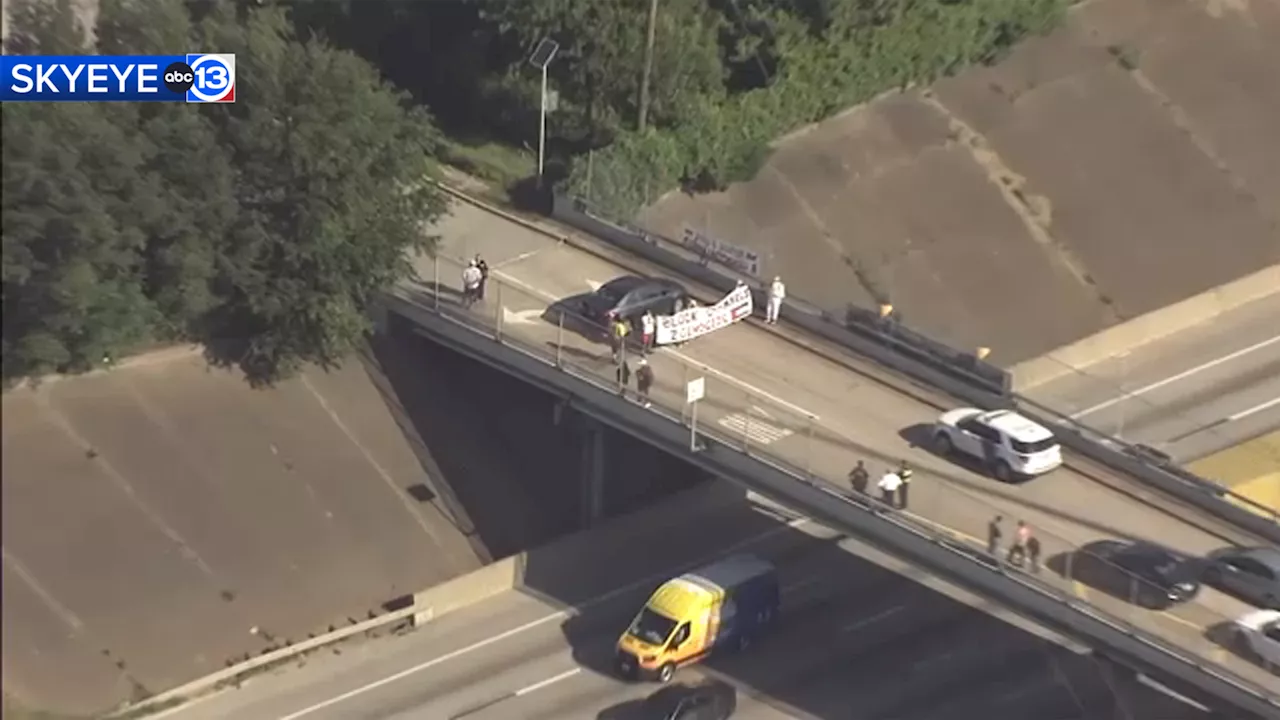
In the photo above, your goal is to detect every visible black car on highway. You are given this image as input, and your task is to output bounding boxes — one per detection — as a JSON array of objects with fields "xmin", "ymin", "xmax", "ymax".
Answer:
[
  {"xmin": 1204, "ymin": 546, "xmax": 1280, "ymax": 609},
  {"xmin": 1092, "ymin": 540, "xmax": 1202, "ymax": 609},
  {"xmin": 580, "ymin": 275, "xmax": 691, "ymax": 325},
  {"xmin": 642, "ymin": 680, "xmax": 736, "ymax": 720}
]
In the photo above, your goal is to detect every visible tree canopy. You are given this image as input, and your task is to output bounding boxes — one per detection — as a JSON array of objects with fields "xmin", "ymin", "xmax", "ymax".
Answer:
[{"xmin": 1, "ymin": 0, "xmax": 446, "ymax": 385}]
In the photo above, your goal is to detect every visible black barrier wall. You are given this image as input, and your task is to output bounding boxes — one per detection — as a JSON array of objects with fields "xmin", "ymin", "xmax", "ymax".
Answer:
[
  {"xmin": 389, "ymin": 296, "xmax": 1280, "ymax": 720},
  {"xmin": 548, "ymin": 194, "xmax": 1280, "ymax": 544}
]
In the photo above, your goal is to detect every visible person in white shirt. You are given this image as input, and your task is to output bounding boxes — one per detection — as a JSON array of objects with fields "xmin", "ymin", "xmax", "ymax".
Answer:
[
  {"xmin": 877, "ymin": 470, "xmax": 902, "ymax": 508},
  {"xmin": 640, "ymin": 311, "xmax": 656, "ymax": 354},
  {"xmin": 767, "ymin": 276, "xmax": 786, "ymax": 324},
  {"xmin": 461, "ymin": 260, "xmax": 482, "ymax": 308}
]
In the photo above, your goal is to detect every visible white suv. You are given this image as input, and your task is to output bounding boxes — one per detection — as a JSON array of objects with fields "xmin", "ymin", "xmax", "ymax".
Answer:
[{"xmin": 932, "ymin": 408, "xmax": 1063, "ymax": 481}]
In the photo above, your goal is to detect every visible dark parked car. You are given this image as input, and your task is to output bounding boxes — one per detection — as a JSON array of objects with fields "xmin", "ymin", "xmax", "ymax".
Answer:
[
  {"xmin": 641, "ymin": 680, "xmax": 736, "ymax": 720},
  {"xmin": 581, "ymin": 275, "xmax": 691, "ymax": 325},
  {"xmin": 1091, "ymin": 540, "xmax": 1201, "ymax": 609},
  {"xmin": 1204, "ymin": 546, "xmax": 1280, "ymax": 609}
]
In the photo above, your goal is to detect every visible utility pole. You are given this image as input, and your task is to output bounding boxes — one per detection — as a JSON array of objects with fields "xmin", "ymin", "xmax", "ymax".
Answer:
[{"xmin": 638, "ymin": 0, "xmax": 659, "ymax": 132}]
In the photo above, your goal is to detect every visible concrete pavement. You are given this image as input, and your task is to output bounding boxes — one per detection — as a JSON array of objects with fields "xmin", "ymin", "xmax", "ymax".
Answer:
[
  {"xmin": 403, "ymin": 199, "xmax": 1279, "ymax": 690},
  {"xmin": 1190, "ymin": 430, "xmax": 1280, "ymax": 518},
  {"xmin": 1020, "ymin": 291, "xmax": 1280, "ymax": 462},
  {"xmin": 159, "ymin": 485, "xmax": 1220, "ymax": 720}
]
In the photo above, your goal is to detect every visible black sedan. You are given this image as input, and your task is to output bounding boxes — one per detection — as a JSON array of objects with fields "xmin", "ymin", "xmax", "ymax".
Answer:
[
  {"xmin": 642, "ymin": 680, "xmax": 736, "ymax": 720},
  {"xmin": 581, "ymin": 275, "xmax": 691, "ymax": 325},
  {"xmin": 1204, "ymin": 546, "xmax": 1280, "ymax": 609},
  {"xmin": 1089, "ymin": 540, "xmax": 1201, "ymax": 609}
]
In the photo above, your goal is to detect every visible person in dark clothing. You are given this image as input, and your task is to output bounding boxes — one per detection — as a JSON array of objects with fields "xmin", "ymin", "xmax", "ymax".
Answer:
[
  {"xmin": 635, "ymin": 359, "xmax": 654, "ymax": 408},
  {"xmin": 897, "ymin": 460, "xmax": 913, "ymax": 509},
  {"xmin": 987, "ymin": 515, "xmax": 1004, "ymax": 556},
  {"xmin": 474, "ymin": 255, "xmax": 490, "ymax": 301},
  {"xmin": 1026, "ymin": 535, "xmax": 1042, "ymax": 574},
  {"xmin": 616, "ymin": 359, "xmax": 631, "ymax": 396},
  {"xmin": 848, "ymin": 460, "xmax": 869, "ymax": 495}
]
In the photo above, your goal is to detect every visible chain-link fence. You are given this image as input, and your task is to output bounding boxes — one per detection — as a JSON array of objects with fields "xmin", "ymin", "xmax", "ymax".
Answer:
[{"xmin": 395, "ymin": 252, "xmax": 1280, "ymax": 696}]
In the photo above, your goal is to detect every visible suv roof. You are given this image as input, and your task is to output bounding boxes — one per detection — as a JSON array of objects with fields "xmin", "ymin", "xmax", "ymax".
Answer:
[{"xmin": 978, "ymin": 410, "xmax": 1054, "ymax": 443}]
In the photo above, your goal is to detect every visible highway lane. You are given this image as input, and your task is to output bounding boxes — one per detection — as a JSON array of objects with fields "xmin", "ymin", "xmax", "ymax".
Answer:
[
  {"xmin": 1023, "ymin": 292, "xmax": 1280, "ymax": 463},
  {"xmin": 403, "ymin": 201, "xmax": 1280, "ymax": 692},
  {"xmin": 158, "ymin": 491, "xmax": 1219, "ymax": 720}
]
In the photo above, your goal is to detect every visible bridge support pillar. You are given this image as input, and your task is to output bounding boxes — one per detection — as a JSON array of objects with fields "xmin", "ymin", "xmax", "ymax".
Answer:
[{"xmin": 580, "ymin": 416, "xmax": 606, "ymax": 529}]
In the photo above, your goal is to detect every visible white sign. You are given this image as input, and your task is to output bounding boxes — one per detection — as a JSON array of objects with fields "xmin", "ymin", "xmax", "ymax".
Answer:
[
  {"xmin": 655, "ymin": 283, "xmax": 753, "ymax": 346},
  {"xmin": 681, "ymin": 226, "xmax": 761, "ymax": 278},
  {"xmin": 686, "ymin": 377, "xmax": 705, "ymax": 404}
]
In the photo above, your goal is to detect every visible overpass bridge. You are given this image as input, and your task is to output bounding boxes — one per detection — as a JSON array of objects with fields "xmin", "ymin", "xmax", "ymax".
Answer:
[{"xmin": 386, "ymin": 196, "xmax": 1279, "ymax": 716}]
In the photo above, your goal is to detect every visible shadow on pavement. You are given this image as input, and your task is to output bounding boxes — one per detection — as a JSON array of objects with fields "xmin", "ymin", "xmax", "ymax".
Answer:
[{"xmin": 514, "ymin": 484, "xmax": 1220, "ymax": 720}]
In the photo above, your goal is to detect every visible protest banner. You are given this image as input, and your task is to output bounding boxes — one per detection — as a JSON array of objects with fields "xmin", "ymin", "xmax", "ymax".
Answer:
[{"xmin": 655, "ymin": 283, "xmax": 753, "ymax": 345}]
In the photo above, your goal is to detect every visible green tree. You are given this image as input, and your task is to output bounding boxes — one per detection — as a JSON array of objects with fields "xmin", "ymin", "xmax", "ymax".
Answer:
[
  {"xmin": 196, "ymin": 4, "xmax": 448, "ymax": 383},
  {"xmin": 479, "ymin": 0, "xmax": 725, "ymax": 142},
  {"xmin": 1, "ymin": 102, "xmax": 161, "ymax": 379}
]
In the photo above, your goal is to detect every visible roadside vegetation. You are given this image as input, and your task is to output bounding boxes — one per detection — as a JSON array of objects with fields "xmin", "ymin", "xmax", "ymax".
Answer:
[{"xmin": 1, "ymin": 0, "xmax": 1068, "ymax": 387}]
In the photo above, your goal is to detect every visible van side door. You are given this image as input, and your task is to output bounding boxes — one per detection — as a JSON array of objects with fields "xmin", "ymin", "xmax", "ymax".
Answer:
[{"xmin": 666, "ymin": 622, "xmax": 694, "ymax": 665}]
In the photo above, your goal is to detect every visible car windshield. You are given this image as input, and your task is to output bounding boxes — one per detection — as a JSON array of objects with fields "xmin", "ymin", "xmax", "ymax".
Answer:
[
  {"xmin": 1010, "ymin": 437, "xmax": 1056, "ymax": 454},
  {"xmin": 628, "ymin": 607, "xmax": 677, "ymax": 646},
  {"xmin": 598, "ymin": 277, "xmax": 644, "ymax": 301}
]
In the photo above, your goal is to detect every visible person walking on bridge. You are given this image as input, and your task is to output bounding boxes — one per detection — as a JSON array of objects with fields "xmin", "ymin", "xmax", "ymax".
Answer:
[
  {"xmin": 897, "ymin": 460, "xmax": 913, "ymax": 509},
  {"xmin": 877, "ymin": 468, "xmax": 902, "ymax": 509},
  {"xmin": 474, "ymin": 254, "xmax": 490, "ymax": 301},
  {"xmin": 766, "ymin": 276, "xmax": 786, "ymax": 324},
  {"xmin": 848, "ymin": 460, "xmax": 869, "ymax": 495},
  {"xmin": 461, "ymin": 260, "xmax": 482, "ymax": 308},
  {"xmin": 635, "ymin": 358, "xmax": 655, "ymax": 408}
]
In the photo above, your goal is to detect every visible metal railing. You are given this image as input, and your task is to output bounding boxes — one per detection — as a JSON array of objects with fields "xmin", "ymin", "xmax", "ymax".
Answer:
[{"xmin": 400, "ymin": 253, "xmax": 1280, "ymax": 701}]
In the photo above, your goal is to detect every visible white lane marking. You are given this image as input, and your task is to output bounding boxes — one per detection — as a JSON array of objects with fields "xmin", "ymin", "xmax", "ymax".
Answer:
[
  {"xmin": 718, "ymin": 408, "xmax": 793, "ymax": 445},
  {"xmin": 501, "ymin": 307, "xmax": 542, "ymax": 325},
  {"xmin": 275, "ymin": 515, "xmax": 810, "ymax": 720},
  {"xmin": 514, "ymin": 668, "xmax": 581, "ymax": 696},
  {"xmin": 494, "ymin": 249, "xmax": 544, "ymax": 269},
  {"xmin": 1229, "ymin": 395, "xmax": 1280, "ymax": 422},
  {"xmin": 840, "ymin": 605, "xmax": 905, "ymax": 633},
  {"xmin": 1071, "ymin": 334, "xmax": 1280, "ymax": 419},
  {"xmin": 491, "ymin": 267, "xmax": 817, "ymax": 420}
]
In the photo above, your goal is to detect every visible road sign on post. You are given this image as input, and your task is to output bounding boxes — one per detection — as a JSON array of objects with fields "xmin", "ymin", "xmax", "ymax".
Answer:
[{"xmin": 687, "ymin": 377, "xmax": 706, "ymax": 452}]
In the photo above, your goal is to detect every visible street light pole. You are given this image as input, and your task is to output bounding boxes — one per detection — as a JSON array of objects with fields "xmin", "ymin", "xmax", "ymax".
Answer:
[
  {"xmin": 539, "ymin": 62, "xmax": 548, "ymax": 179},
  {"xmin": 528, "ymin": 38, "xmax": 560, "ymax": 185}
]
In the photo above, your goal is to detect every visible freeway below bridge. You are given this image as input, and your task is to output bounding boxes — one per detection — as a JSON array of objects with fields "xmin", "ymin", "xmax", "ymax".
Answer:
[
  {"xmin": 156, "ymin": 483, "xmax": 1223, "ymax": 720},
  {"xmin": 1022, "ymin": 291, "xmax": 1280, "ymax": 464},
  {"xmin": 386, "ymin": 199, "xmax": 1280, "ymax": 700}
]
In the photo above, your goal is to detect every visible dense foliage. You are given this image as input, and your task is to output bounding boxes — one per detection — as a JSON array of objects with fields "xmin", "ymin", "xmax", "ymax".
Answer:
[
  {"xmin": 1, "ymin": 0, "xmax": 446, "ymax": 385},
  {"xmin": 1, "ymin": 0, "xmax": 1067, "ymax": 384},
  {"xmin": 295, "ymin": 0, "xmax": 1067, "ymax": 216}
]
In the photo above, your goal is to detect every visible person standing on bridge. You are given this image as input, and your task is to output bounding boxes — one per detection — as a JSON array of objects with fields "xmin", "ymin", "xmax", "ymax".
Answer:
[
  {"xmin": 635, "ymin": 358, "xmax": 655, "ymax": 408},
  {"xmin": 987, "ymin": 515, "xmax": 1004, "ymax": 557},
  {"xmin": 610, "ymin": 317, "xmax": 631, "ymax": 362},
  {"xmin": 1007, "ymin": 520, "xmax": 1032, "ymax": 568},
  {"xmin": 848, "ymin": 460, "xmax": 869, "ymax": 495},
  {"xmin": 474, "ymin": 254, "xmax": 490, "ymax": 301},
  {"xmin": 640, "ymin": 310, "xmax": 656, "ymax": 354},
  {"xmin": 897, "ymin": 460, "xmax": 913, "ymax": 509},
  {"xmin": 461, "ymin": 260, "xmax": 483, "ymax": 308},
  {"xmin": 766, "ymin": 276, "xmax": 786, "ymax": 325},
  {"xmin": 877, "ymin": 468, "xmax": 902, "ymax": 509},
  {"xmin": 616, "ymin": 358, "xmax": 631, "ymax": 397}
]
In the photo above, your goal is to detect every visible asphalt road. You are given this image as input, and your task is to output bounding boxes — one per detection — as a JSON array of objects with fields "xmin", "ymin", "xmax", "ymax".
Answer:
[
  {"xmin": 1024, "ymin": 292, "xmax": 1280, "ymax": 462},
  {"xmin": 158, "ymin": 492, "xmax": 1221, "ymax": 720},
  {"xmin": 398, "ymin": 200, "xmax": 1279, "ymax": 692}
]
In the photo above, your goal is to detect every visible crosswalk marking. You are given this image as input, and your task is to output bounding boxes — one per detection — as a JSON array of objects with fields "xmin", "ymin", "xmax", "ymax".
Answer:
[{"xmin": 718, "ymin": 406, "xmax": 793, "ymax": 445}]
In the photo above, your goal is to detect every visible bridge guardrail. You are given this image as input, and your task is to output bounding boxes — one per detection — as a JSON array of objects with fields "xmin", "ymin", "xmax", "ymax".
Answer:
[
  {"xmin": 546, "ymin": 193, "xmax": 1280, "ymax": 541},
  {"xmin": 386, "ymin": 282, "xmax": 1280, "ymax": 719}
]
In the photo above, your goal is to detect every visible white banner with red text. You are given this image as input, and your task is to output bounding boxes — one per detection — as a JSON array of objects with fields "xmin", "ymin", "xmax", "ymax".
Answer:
[{"xmin": 655, "ymin": 284, "xmax": 754, "ymax": 346}]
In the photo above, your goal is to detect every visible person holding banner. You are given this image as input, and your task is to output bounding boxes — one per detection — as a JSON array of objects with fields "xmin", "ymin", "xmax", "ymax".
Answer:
[{"xmin": 640, "ymin": 311, "xmax": 656, "ymax": 354}]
